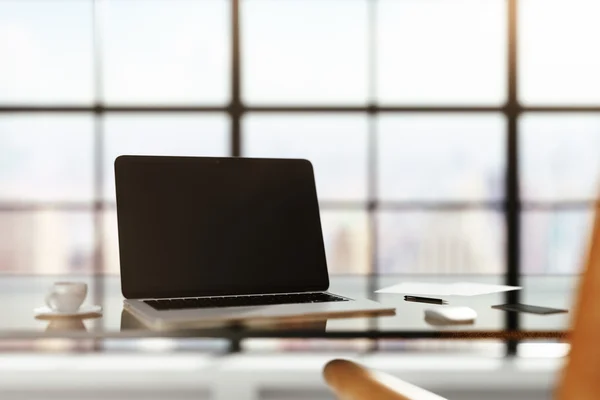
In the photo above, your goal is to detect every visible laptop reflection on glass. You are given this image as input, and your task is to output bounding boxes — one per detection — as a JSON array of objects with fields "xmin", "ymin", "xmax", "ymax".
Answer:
[{"xmin": 115, "ymin": 156, "xmax": 393, "ymax": 329}]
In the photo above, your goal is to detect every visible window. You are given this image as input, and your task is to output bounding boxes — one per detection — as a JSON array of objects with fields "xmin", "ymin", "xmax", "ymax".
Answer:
[
  {"xmin": 0, "ymin": 211, "xmax": 93, "ymax": 274},
  {"xmin": 242, "ymin": 0, "xmax": 368, "ymax": 104},
  {"xmin": 1, "ymin": 0, "xmax": 598, "ymax": 284},
  {"xmin": 101, "ymin": 0, "xmax": 230, "ymax": 104},
  {"xmin": 378, "ymin": 210, "xmax": 505, "ymax": 274},
  {"xmin": 522, "ymin": 209, "xmax": 594, "ymax": 274},
  {"xmin": 378, "ymin": 114, "xmax": 505, "ymax": 202},
  {"xmin": 377, "ymin": 0, "xmax": 506, "ymax": 105},
  {"xmin": 321, "ymin": 211, "xmax": 370, "ymax": 275},
  {"xmin": 0, "ymin": 0, "xmax": 94, "ymax": 104},
  {"xmin": 519, "ymin": 0, "xmax": 600, "ymax": 105},
  {"xmin": 0, "ymin": 115, "xmax": 94, "ymax": 202},
  {"xmin": 520, "ymin": 114, "xmax": 600, "ymax": 202}
]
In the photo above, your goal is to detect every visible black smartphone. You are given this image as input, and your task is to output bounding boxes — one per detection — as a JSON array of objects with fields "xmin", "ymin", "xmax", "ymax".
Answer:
[{"xmin": 492, "ymin": 303, "xmax": 568, "ymax": 315}]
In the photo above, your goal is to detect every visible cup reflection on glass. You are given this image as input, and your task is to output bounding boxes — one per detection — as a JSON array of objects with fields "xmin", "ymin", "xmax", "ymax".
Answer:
[{"xmin": 45, "ymin": 318, "xmax": 87, "ymax": 332}]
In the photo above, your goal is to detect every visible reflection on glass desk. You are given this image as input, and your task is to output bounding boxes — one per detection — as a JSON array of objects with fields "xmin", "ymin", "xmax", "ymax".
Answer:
[{"xmin": 0, "ymin": 276, "xmax": 575, "ymax": 341}]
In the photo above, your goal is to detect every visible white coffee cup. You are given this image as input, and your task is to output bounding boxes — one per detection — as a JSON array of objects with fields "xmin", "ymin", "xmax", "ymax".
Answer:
[{"xmin": 45, "ymin": 282, "xmax": 88, "ymax": 313}]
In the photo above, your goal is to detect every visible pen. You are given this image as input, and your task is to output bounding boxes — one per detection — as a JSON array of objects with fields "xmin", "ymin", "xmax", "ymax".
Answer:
[{"xmin": 404, "ymin": 296, "xmax": 447, "ymax": 305}]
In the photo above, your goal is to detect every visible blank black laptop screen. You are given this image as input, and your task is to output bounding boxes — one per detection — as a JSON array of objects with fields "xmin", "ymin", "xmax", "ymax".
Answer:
[{"xmin": 115, "ymin": 156, "xmax": 330, "ymax": 299}]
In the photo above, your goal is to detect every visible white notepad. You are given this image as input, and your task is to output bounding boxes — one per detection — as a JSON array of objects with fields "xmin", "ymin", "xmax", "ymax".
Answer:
[{"xmin": 376, "ymin": 282, "xmax": 521, "ymax": 297}]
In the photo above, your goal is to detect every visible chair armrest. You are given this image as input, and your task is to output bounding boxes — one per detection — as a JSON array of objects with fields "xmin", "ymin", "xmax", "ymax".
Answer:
[{"xmin": 323, "ymin": 359, "xmax": 448, "ymax": 400}]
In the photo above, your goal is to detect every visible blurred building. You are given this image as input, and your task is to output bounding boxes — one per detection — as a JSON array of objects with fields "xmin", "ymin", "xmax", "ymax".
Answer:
[{"xmin": 0, "ymin": 211, "xmax": 71, "ymax": 273}]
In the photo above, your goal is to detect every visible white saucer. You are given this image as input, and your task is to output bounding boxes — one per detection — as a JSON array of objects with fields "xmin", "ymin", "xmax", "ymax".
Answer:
[{"xmin": 34, "ymin": 305, "xmax": 103, "ymax": 319}]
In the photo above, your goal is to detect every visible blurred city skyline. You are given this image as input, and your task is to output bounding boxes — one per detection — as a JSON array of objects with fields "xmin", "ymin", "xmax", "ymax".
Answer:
[{"xmin": 0, "ymin": 0, "xmax": 599, "ymax": 275}]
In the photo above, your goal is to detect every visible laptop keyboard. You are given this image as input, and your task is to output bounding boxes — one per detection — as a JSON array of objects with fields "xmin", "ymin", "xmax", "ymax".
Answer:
[{"xmin": 144, "ymin": 292, "xmax": 349, "ymax": 311}]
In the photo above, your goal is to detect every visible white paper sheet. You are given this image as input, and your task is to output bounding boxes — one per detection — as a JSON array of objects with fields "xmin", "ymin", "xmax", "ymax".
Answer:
[{"xmin": 375, "ymin": 282, "xmax": 521, "ymax": 297}]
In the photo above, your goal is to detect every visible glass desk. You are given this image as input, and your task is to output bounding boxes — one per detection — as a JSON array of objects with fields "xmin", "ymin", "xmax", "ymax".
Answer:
[{"xmin": 0, "ymin": 275, "xmax": 574, "ymax": 342}]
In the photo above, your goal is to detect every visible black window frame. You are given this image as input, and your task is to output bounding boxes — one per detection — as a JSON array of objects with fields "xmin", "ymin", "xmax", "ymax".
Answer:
[{"xmin": 2, "ymin": 0, "xmax": 600, "ymax": 355}]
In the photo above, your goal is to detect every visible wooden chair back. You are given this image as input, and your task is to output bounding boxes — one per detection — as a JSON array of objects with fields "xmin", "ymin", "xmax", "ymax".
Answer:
[
  {"xmin": 323, "ymin": 358, "xmax": 447, "ymax": 400},
  {"xmin": 556, "ymin": 205, "xmax": 600, "ymax": 399}
]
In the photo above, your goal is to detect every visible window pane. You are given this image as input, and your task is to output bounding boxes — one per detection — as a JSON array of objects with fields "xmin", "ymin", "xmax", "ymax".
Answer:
[
  {"xmin": 378, "ymin": 211, "xmax": 504, "ymax": 274},
  {"xmin": 243, "ymin": 114, "xmax": 369, "ymax": 201},
  {"xmin": 0, "ymin": 115, "xmax": 94, "ymax": 202},
  {"xmin": 103, "ymin": 114, "xmax": 229, "ymax": 201},
  {"xmin": 520, "ymin": 114, "xmax": 600, "ymax": 201},
  {"xmin": 522, "ymin": 209, "xmax": 596, "ymax": 274},
  {"xmin": 102, "ymin": 0, "xmax": 230, "ymax": 104},
  {"xmin": 378, "ymin": 114, "xmax": 505, "ymax": 202},
  {"xmin": 321, "ymin": 211, "xmax": 370, "ymax": 274},
  {"xmin": 520, "ymin": 0, "xmax": 600, "ymax": 104},
  {"xmin": 0, "ymin": 211, "xmax": 93, "ymax": 274},
  {"xmin": 242, "ymin": 0, "xmax": 368, "ymax": 104},
  {"xmin": 0, "ymin": 0, "xmax": 93, "ymax": 104},
  {"xmin": 377, "ymin": 0, "xmax": 506, "ymax": 105},
  {"xmin": 103, "ymin": 210, "xmax": 119, "ymax": 274}
]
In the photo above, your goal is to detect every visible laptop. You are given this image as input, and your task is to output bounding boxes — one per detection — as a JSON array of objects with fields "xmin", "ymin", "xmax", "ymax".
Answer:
[{"xmin": 115, "ymin": 155, "xmax": 393, "ymax": 329}]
